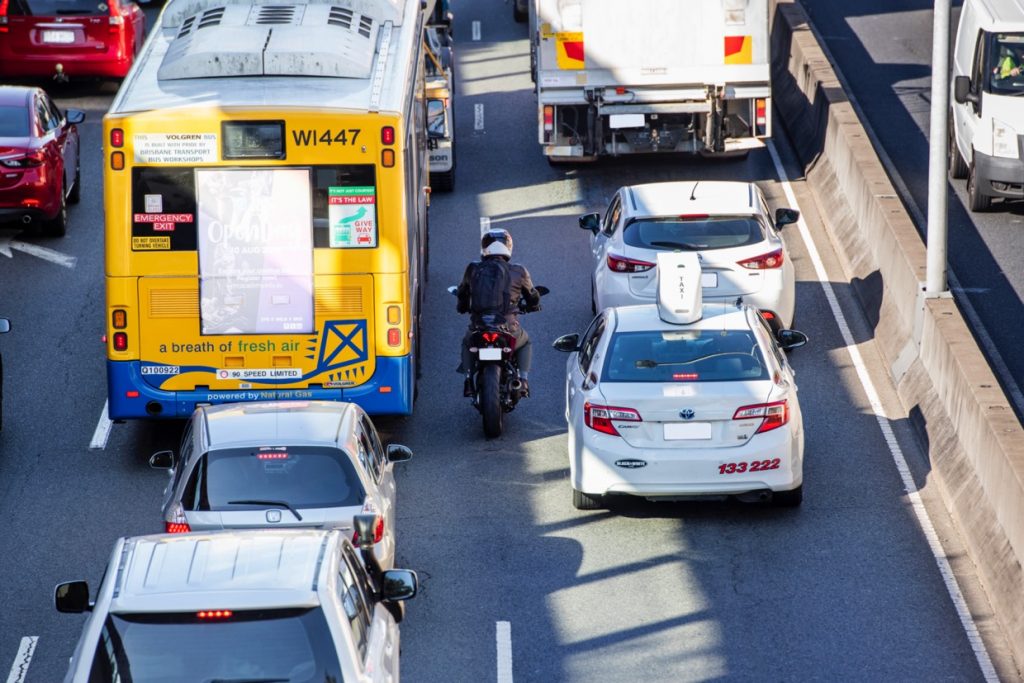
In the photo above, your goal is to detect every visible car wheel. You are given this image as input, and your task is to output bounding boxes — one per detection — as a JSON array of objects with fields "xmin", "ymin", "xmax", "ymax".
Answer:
[
  {"xmin": 572, "ymin": 488, "xmax": 604, "ymax": 510},
  {"xmin": 947, "ymin": 121, "xmax": 968, "ymax": 180},
  {"xmin": 772, "ymin": 485, "xmax": 802, "ymax": 508},
  {"xmin": 68, "ymin": 158, "xmax": 81, "ymax": 204},
  {"xmin": 44, "ymin": 182, "xmax": 68, "ymax": 237},
  {"xmin": 967, "ymin": 162, "xmax": 991, "ymax": 212}
]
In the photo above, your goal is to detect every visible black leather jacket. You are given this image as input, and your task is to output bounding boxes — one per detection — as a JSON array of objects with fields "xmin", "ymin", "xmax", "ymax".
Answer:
[{"xmin": 456, "ymin": 256, "xmax": 541, "ymax": 328}]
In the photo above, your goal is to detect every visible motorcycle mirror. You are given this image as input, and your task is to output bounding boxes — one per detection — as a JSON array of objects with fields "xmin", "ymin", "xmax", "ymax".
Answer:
[
  {"xmin": 535, "ymin": 286, "xmax": 550, "ymax": 296},
  {"xmin": 447, "ymin": 286, "xmax": 458, "ymax": 295}
]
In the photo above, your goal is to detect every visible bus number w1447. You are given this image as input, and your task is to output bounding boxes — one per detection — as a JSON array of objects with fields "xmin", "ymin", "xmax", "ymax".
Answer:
[{"xmin": 292, "ymin": 129, "xmax": 361, "ymax": 146}]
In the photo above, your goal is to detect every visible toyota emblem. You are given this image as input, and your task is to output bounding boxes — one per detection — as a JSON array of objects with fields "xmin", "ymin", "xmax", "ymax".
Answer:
[
  {"xmin": 680, "ymin": 409, "xmax": 695, "ymax": 420},
  {"xmin": 266, "ymin": 509, "xmax": 282, "ymax": 523}
]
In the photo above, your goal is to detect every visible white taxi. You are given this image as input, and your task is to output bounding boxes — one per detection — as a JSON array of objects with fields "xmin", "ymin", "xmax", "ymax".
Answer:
[
  {"xmin": 579, "ymin": 180, "xmax": 799, "ymax": 334},
  {"xmin": 553, "ymin": 252, "xmax": 808, "ymax": 509}
]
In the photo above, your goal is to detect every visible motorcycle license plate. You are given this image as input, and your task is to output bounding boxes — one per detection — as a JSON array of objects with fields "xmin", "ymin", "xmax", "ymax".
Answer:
[{"xmin": 478, "ymin": 347, "xmax": 502, "ymax": 361}]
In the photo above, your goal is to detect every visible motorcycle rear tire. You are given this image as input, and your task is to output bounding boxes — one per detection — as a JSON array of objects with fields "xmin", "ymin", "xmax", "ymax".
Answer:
[{"xmin": 480, "ymin": 365, "xmax": 503, "ymax": 439}]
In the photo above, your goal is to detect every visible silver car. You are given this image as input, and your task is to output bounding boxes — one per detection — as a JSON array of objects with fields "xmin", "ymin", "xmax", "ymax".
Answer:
[{"xmin": 150, "ymin": 401, "xmax": 412, "ymax": 568}]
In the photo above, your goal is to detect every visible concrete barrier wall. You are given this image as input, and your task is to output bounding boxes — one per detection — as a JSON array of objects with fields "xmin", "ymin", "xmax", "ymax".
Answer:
[{"xmin": 770, "ymin": 0, "xmax": 1024, "ymax": 666}]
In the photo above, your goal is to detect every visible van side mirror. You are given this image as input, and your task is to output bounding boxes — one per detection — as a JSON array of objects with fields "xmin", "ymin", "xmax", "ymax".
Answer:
[
  {"xmin": 552, "ymin": 333, "xmax": 580, "ymax": 352},
  {"xmin": 953, "ymin": 76, "xmax": 975, "ymax": 105},
  {"xmin": 777, "ymin": 329, "xmax": 809, "ymax": 351},
  {"xmin": 149, "ymin": 450, "xmax": 174, "ymax": 469},
  {"xmin": 386, "ymin": 444, "xmax": 413, "ymax": 463},
  {"xmin": 578, "ymin": 213, "xmax": 600, "ymax": 234},
  {"xmin": 774, "ymin": 208, "xmax": 799, "ymax": 227},
  {"xmin": 55, "ymin": 580, "xmax": 92, "ymax": 613}
]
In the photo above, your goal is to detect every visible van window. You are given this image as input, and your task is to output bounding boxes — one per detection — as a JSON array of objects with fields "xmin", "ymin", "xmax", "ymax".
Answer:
[{"xmin": 987, "ymin": 33, "xmax": 1024, "ymax": 95}]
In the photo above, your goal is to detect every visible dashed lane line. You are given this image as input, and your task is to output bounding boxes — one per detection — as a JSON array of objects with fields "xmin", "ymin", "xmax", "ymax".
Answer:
[
  {"xmin": 89, "ymin": 399, "xmax": 113, "ymax": 450},
  {"xmin": 471, "ymin": 20, "xmax": 481, "ymax": 41},
  {"xmin": 5, "ymin": 636, "xmax": 38, "ymax": 683},
  {"xmin": 496, "ymin": 621, "xmax": 512, "ymax": 683},
  {"xmin": 474, "ymin": 103, "xmax": 485, "ymax": 131}
]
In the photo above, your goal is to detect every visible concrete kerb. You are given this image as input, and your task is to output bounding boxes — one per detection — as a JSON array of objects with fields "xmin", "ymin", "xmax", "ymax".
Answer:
[{"xmin": 772, "ymin": 0, "xmax": 1024, "ymax": 669}]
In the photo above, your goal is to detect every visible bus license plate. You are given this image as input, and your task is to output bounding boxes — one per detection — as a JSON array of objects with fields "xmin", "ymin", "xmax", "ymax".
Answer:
[
  {"xmin": 42, "ymin": 30, "xmax": 75, "ymax": 43},
  {"xmin": 478, "ymin": 347, "xmax": 502, "ymax": 361}
]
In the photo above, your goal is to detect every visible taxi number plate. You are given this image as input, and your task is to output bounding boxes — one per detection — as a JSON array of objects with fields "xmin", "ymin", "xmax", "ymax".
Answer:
[
  {"xmin": 664, "ymin": 422, "xmax": 712, "ymax": 440},
  {"xmin": 478, "ymin": 347, "xmax": 502, "ymax": 361},
  {"xmin": 42, "ymin": 30, "xmax": 75, "ymax": 43},
  {"xmin": 701, "ymin": 272, "xmax": 718, "ymax": 288}
]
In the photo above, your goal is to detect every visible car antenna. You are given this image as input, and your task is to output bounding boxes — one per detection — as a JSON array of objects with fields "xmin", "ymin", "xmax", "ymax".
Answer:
[{"xmin": 689, "ymin": 182, "xmax": 700, "ymax": 201}]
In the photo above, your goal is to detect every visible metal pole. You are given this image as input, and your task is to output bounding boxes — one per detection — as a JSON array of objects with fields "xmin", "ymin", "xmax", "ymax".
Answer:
[{"xmin": 926, "ymin": 0, "xmax": 951, "ymax": 294}]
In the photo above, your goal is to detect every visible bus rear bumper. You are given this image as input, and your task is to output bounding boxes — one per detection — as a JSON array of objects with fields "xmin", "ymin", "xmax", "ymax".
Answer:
[{"xmin": 107, "ymin": 356, "xmax": 414, "ymax": 419}]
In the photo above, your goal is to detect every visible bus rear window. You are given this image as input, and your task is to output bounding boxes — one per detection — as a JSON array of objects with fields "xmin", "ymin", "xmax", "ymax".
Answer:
[{"xmin": 603, "ymin": 330, "xmax": 769, "ymax": 382}]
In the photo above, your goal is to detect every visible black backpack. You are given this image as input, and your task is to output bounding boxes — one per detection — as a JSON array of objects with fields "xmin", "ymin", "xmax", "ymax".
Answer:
[{"xmin": 469, "ymin": 258, "xmax": 512, "ymax": 323}]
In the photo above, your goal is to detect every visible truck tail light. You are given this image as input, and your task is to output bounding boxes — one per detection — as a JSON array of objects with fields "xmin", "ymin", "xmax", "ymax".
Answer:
[
  {"xmin": 738, "ymin": 248, "xmax": 783, "ymax": 270},
  {"xmin": 755, "ymin": 98, "xmax": 768, "ymax": 137},
  {"xmin": 584, "ymin": 402, "xmax": 641, "ymax": 436},
  {"xmin": 734, "ymin": 400, "xmax": 788, "ymax": 434},
  {"xmin": 607, "ymin": 253, "xmax": 655, "ymax": 273},
  {"xmin": 543, "ymin": 105, "xmax": 554, "ymax": 142}
]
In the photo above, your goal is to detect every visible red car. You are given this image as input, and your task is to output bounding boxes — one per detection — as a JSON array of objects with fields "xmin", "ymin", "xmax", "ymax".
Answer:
[
  {"xmin": 0, "ymin": 85, "xmax": 84, "ymax": 236},
  {"xmin": 0, "ymin": 0, "xmax": 145, "ymax": 81}
]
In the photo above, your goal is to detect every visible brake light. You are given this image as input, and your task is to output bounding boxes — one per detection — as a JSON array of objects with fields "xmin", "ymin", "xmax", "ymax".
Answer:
[
  {"xmin": 0, "ymin": 0, "xmax": 8, "ymax": 32},
  {"xmin": 733, "ymin": 400, "xmax": 788, "ymax": 434},
  {"xmin": 678, "ymin": 214, "xmax": 709, "ymax": 220},
  {"xmin": 197, "ymin": 610, "xmax": 233, "ymax": 619},
  {"xmin": 381, "ymin": 126, "xmax": 395, "ymax": 145},
  {"xmin": 607, "ymin": 253, "xmax": 654, "ymax": 273},
  {"xmin": 387, "ymin": 327, "xmax": 401, "ymax": 346},
  {"xmin": 672, "ymin": 373, "xmax": 699, "ymax": 381},
  {"xmin": 352, "ymin": 516, "xmax": 385, "ymax": 545},
  {"xmin": 110, "ymin": 128, "xmax": 124, "ymax": 148},
  {"xmin": 112, "ymin": 332, "xmax": 128, "ymax": 351},
  {"xmin": 584, "ymin": 401, "xmax": 641, "ymax": 436},
  {"xmin": 738, "ymin": 248, "xmax": 784, "ymax": 270},
  {"xmin": 256, "ymin": 451, "xmax": 289, "ymax": 460},
  {"xmin": 543, "ymin": 105, "xmax": 553, "ymax": 132},
  {"xmin": 165, "ymin": 504, "xmax": 189, "ymax": 533},
  {"xmin": 482, "ymin": 332, "xmax": 499, "ymax": 343},
  {"xmin": 0, "ymin": 150, "xmax": 45, "ymax": 169},
  {"xmin": 165, "ymin": 522, "xmax": 191, "ymax": 533}
]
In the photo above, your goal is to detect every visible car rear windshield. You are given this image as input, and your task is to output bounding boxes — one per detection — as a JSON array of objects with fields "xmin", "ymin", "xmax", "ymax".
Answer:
[
  {"xmin": 603, "ymin": 329, "xmax": 770, "ymax": 382},
  {"xmin": 182, "ymin": 446, "xmax": 366, "ymax": 511},
  {"xmin": 623, "ymin": 216, "xmax": 765, "ymax": 250},
  {"xmin": 89, "ymin": 608, "xmax": 344, "ymax": 683},
  {"xmin": 0, "ymin": 107, "xmax": 30, "ymax": 137},
  {"xmin": 6, "ymin": 0, "xmax": 109, "ymax": 15}
]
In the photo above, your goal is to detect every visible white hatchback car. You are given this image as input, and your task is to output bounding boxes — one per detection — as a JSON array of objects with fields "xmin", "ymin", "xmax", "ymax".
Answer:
[
  {"xmin": 554, "ymin": 252, "xmax": 808, "ymax": 510},
  {"xmin": 150, "ymin": 401, "xmax": 412, "ymax": 569},
  {"xmin": 580, "ymin": 180, "xmax": 799, "ymax": 334},
  {"xmin": 54, "ymin": 526, "xmax": 418, "ymax": 683}
]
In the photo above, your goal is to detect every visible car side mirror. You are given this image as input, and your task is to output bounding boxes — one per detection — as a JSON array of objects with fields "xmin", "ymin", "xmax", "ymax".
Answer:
[
  {"xmin": 552, "ymin": 333, "xmax": 580, "ymax": 352},
  {"xmin": 777, "ymin": 329, "xmax": 809, "ymax": 351},
  {"xmin": 774, "ymin": 208, "xmax": 799, "ymax": 227},
  {"xmin": 386, "ymin": 443, "xmax": 413, "ymax": 463},
  {"xmin": 65, "ymin": 109, "xmax": 86, "ymax": 125},
  {"xmin": 381, "ymin": 569, "xmax": 418, "ymax": 602},
  {"xmin": 148, "ymin": 450, "xmax": 174, "ymax": 469},
  {"xmin": 953, "ymin": 76, "xmax": 975, "ymax": 105},
  {"xmin": 55, "ymin": 580, "xmax": 91, "ymax": 613},
  {"xmin": 0, "ymin": 318, "xmax": 9, "ymax": 334},
  {"xmin": 578, "ymin": 212, "xmax": 600, "ymax": 234}
]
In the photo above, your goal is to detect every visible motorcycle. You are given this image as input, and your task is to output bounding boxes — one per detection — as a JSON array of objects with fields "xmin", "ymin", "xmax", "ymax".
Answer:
[{"xmin": 449, "ymin": 285, "xmax": 548, "ymax": 438}]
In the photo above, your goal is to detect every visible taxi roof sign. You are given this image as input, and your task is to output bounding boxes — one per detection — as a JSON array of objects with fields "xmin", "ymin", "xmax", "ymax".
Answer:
[{"xmin": 656, "ymin": 251, "xmax": 703, "ymax": 325}]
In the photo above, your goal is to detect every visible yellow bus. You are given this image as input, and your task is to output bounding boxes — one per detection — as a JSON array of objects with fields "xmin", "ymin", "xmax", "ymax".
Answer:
[{"xmin": 104, "ymin": 0, "xmax": 428, "ymax": 418}]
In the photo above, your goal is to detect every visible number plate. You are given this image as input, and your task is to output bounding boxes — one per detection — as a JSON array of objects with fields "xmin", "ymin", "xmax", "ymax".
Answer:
[
  {"xmin": 664, "ymin": 422, "xmax": 712, "ymax": 440},
  {"xmin": 477, "ymin": 347, "xmax": 502, "ymax": 361},
  {"xmin": 701, "ymin": 272, "xmax": 718, "ymax": 288},
  {"xmin": 42, "ymin": 30, "xmax": 75, "ymax": 44}
]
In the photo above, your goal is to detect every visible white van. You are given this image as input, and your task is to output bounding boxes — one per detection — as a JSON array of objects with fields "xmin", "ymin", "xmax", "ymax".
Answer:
[{"xmin": 950, "ymin": 0, "xmax": 1024, "ymax": 211}]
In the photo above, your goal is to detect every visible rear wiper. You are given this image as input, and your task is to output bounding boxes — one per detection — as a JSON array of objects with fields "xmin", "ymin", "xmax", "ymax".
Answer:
[
  {"xmin": 649, "ymin": 240, "xmax": 704, "ymax": 250},
  {"xmin": 227, "ymin": 499, "xmax": 303, "ymax": 521}
]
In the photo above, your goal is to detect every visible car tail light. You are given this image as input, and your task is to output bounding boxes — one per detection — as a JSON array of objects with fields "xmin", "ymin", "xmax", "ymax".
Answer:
[
  {"xmin": 584, "ymin": 401, "xmax": 641, "ymax": 436},
  {"xmin": 165, "ymin": 522, "xmax": 191, "ymax": 533},
  {"xmin": 197, "ymin": 610, "xmax": 233, "ymax": 619},
  {"xmin": 738, "ymin": 248, "xmax": 784, "ymax": 270},
  {"xmin": 165, "ymin": 504, "xmax": 190, "ymax": 533},
  {"xmin": 352, "ymin": 516, "xmax": 385, "ymax": 545},
  {"xmin": 607, "ymin": 253, "xmax": 654, "ymax": 273},
  {"xmin": 0, "ymin": 0, "xmax": 8, "ymax": 33},
  {"xmin": 733, "ymin": 400, "xmax": 788, "ymax": 434},
  {"xmin": 0, "ymin": 150, "xmax": 45, "ymax": 169}
]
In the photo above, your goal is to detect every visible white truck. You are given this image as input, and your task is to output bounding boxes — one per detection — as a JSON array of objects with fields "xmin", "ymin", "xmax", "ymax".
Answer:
[{"xmin": 531, "ymin": 0, "xmax": 772, "ymax": 160}]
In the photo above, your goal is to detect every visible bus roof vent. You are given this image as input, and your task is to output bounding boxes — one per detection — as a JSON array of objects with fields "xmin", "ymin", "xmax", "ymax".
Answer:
[
  {"xmin": 252, "ymin": 4, "xmax": 301, "ymax": 24},
  {"xmin": 196, "ymin": 6, "xmax": 226, "ymax": 29},
  {"xmin": 162, "ymin": 0, "xmax": 404, "ymax": 31},
  {"xmin": 327, "ymin": 6, "xmax": 352, "ymax": 28},
  {"xmin": 656, "ymin": 251, "xmax": 703, "ymax": 325}
]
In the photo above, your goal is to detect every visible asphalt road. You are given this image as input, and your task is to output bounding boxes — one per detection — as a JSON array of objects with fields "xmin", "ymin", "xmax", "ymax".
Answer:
[
  {"xmin": 800, "ymin": 0, "xmax": 1024, "ymax": 421},
  {"xmin": 0, "ymin": 1, "xmax": 1017, "ymax": 681}
]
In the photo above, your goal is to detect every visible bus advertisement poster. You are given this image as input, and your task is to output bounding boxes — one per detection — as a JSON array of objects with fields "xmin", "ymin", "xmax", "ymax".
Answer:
[
  {"xmin": 328, "ymin": 185, "xmax": 377, "ymax": 248},
  {"xmin": 196, "ymin": 168, "xmax": 315, "ymax": 336}
]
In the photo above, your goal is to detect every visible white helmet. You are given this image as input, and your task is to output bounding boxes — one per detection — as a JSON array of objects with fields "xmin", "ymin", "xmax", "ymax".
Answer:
[{"xmin": 481, "ymin": 229, "xmax": 513, "ymax": 258}]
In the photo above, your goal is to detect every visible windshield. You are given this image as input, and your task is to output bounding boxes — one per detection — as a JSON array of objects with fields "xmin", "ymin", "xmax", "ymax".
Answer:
[
  {"xmin": 603, "ymin": 329, "xmax": 769, "ymax": 382},
  {"xmin": 988, "ymin": 33, "xmax": 1024, "ymax": 95},
  {"xmin": 0, "ymin": 106, "xmax": 30, "ymax": 137},
  {"xmin": 623, "ymin": 216, "xmax": 765, "ymax": 251},
  {"xmin": 182, "ymin": 446, "xmax": 366, "ymax": 512},
  {"xmin": 88, "ymin": 608, "xmax": 343, "ymax": 682}
]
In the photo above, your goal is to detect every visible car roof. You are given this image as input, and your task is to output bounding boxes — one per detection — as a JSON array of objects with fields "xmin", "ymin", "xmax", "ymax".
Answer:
[
  {"xmin": 109, "ymin": 529, "xmax": 336, "ymax": 613},
  {"xmin": 609, "ymin": 302, "xmax": 754, "ymax": 334},
  {"xmin": 198, "ymin": 400, "xmax": 356, "ymax": 449},
  {"xmin": 622, "ymin": 181, "xmax": 760, "ymax": 218},
  {"xmin": 0, "ymin": 86, "xmax": 34, "ymax": 107}
]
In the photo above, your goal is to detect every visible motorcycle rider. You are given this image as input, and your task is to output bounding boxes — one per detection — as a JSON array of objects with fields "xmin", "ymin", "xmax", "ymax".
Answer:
[{"xmin": 456, "ymin": 228, "xmax": 541, "ymax": 397}]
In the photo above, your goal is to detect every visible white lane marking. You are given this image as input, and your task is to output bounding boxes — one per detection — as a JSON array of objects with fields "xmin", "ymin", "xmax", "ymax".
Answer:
[
  {"xmin": 474, "ymin": 103, "xmax": 485, "ymax": 131},
  {"xmin": 805, "ymin": 25, "xmax": 1024, "ymax": 418},
  {"xmin": 89, "ymin": 400, "xmax": 113, "ymax": 450},
  {"xmin": 767, "ymin": 140, "xmax": 998, "ymax": 683},
  {"xmin": 496, "ymin": 621, "xmax": 513, "ymax": 683},
  {"xmin": 472, "ymin": 20, "xmax": 481, "ymax": 41},
  {"xmin": 5, "ymin": 636, "xmax": 38, "ymax": 683},
  {"xmin": 479, "ymin": 216, "xmax": 491, "ymax": 236},
  {"xmin": 0, "ymin": 229, "xmax": 77, "ymax": 269}
]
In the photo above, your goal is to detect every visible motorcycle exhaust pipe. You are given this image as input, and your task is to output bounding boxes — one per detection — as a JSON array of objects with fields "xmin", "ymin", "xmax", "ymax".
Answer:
[
  {"xmin": 509, "ymin": 379, "xmax": 523, "ymax": 393},
  {"xmin": 21, "ymin": 214, "xmax": 32, "ymax": 224}
]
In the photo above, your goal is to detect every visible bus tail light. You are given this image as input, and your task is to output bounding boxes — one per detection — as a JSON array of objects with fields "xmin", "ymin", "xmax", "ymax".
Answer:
[
  {"xmin": 112, "ymin": 332, "xmax": 128, "ymax": 351},
  {"xmin": 112, "ymin": 309, "xmax": 127, "ymax": 329},
  {"xmin": 387, "ymin": 328, "xmax": 401, "ymax": 346},
  {"xmin": 381, "ymin": 126, "xmax": 395, "ymax": 145},
  {"xmin": 110, "ymin": 151, "xmax": 124, "ymax": 171},
  {"xmin": 382, "ymin": 149, "xmax": 395, "ymax": 167},
  {"xmin": 110, "ymin": 128, "xmax": 124, "ymax": 148},
  {"xmin": 386, "ymin": 305, "xmax": 401, "ymax": 324}
]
